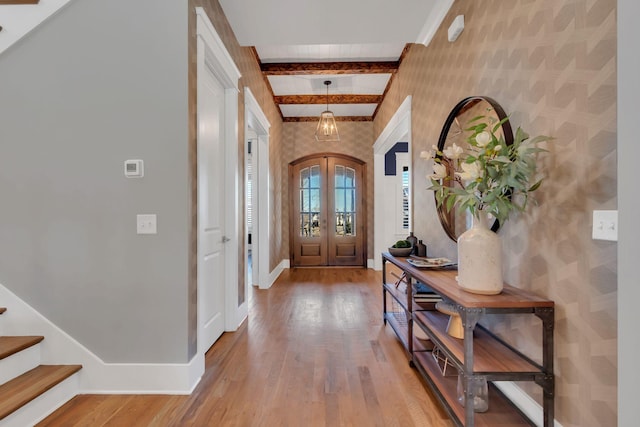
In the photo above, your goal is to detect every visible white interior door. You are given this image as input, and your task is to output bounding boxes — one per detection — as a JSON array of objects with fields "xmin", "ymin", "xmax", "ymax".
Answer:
[{"xmin": 198, "ymin": 62, "xmax": 226, "ymax": 352}]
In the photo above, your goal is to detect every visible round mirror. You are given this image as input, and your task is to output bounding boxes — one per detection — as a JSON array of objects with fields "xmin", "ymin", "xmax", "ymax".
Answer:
[{"xmin": 434, "ymin": 96, "xmax": 514, "ymax": 241}]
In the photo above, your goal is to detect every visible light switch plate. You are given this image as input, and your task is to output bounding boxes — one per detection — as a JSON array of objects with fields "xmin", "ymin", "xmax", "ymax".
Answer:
[
  {"xmin": 592, "ymin": 210, "xmax": 618, "ymax": 241},
  {"xmin": 137, "ymin": 214, "xmax": 157, "ymax": 234}
]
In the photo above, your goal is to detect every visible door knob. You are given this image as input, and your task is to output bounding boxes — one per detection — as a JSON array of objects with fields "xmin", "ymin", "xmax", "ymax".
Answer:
[{"xmin": 222, "ymin": 236, "xmax": 231, "ymax": 243}]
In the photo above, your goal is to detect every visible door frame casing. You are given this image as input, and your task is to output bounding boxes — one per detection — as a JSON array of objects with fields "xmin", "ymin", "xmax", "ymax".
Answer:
[
  {"xmin": 195, "ymin": 7, "xmax": 241, "ymax": 360},
  {"xmin": 373, "ymin": 96, "xmax": 412, "ymax": 270},
  {"xmin": 289, "ymin": 153, "xmax": 367, "ymax": 267},
  {"xmin": 243, "ymin": 87, "xmax": 271, "ymax": 293}
]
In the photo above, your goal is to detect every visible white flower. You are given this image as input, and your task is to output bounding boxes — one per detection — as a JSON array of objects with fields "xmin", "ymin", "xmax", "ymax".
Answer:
[
  {"xmin": 455, "ymin": 161, "xmax": 483, "ymax": 181},
  {"xmin": 494, "ymin": 145, "xmax": 502, "ymax": 152},
  {"xmin": 475, "ymin": 131, "xmax": 491, "ymax": 147},
  {"xmin": 429, "ymin": 163, "xmax": 447, "ymax": 180},
  {"xmin": 443, "ymin": 143, "xmax": 464, "ymax": 160},
  {"xmin": 420, "ymin": 150, "xmax": 434, "ymax": 160}
]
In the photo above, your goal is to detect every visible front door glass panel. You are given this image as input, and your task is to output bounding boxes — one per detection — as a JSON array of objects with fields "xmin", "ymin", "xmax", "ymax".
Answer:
[
  {"xmin": 299, "ymin": 165, "xmax": 321, "ymax": 237},
  {"xmin": 334, "ymin": 165, "xmax": 356, "ymax": 236}
]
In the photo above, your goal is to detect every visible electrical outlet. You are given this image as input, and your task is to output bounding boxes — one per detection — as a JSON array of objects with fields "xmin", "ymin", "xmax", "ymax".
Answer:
[
  {"xmin": 137, "ymin": 214, "xmax": 157, "ymax": 234},
  {"xmin": 592, "ymin": 210, "xmax": 617, "ymax": 241}
]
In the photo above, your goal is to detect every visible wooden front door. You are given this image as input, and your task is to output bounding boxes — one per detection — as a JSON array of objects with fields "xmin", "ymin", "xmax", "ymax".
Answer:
[{"xmin": 290, "ymin": 154, "xmax": 365, "ymax": 267}]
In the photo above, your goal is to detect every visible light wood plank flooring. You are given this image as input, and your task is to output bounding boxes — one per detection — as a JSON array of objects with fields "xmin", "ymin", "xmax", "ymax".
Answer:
[{"xmin": 38, "ymin": 268, "xmax": 453, "ymax": 426}]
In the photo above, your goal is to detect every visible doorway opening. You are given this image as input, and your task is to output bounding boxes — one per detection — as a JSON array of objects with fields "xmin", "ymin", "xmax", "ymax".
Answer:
[
  {"xmin": 244, "ymin": 87, "xmax": 271, "ymax": 290},
  {"xmin": 246, "ymin": 131, "xmax": 256, "ymax": 288},
  {"xmin": 373, "ymin": 96, "xmax": 412, "ymax": 270}
]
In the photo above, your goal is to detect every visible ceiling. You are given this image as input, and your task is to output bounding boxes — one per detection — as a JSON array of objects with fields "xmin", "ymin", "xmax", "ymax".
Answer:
[{"xmin": 219, "ymin": 0, "xmax": 454, "ymax": 122}]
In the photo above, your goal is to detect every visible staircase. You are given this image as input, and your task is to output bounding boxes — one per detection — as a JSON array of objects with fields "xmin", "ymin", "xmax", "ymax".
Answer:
[
  {"xmin": 0, "ymin": 0, "xmax": 72, "ymax": 55},
  {"xmin": 0, "ymin": 307, "xmax": 82, "ymax": 427},
  {"xmin": 1, "ymin": 2, "xmax": 89, "ymax": 414},
  {"xmin": 0, "ymin": 0, "xmax": 39, "ymax": 33}
]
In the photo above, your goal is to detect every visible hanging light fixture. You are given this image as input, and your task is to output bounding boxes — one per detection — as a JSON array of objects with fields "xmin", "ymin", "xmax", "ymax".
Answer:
[{"xmin": 315, "ymin": 80, "xmax": 340, "ymax": 142}]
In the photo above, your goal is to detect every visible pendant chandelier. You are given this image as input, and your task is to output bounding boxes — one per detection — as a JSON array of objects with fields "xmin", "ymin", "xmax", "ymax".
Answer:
[{"xmin": 315, "ymin": 80, "xmax": 340, "ymax": 142}]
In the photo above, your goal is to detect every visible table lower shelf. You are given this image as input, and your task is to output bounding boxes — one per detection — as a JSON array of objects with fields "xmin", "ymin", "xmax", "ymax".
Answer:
[
  {"xmin": 384, "ymin": 312, "xmax": 432, "ymax": 354},
  {"xmin": 413, "ymin": 351, "xmax": 533, "ymax": 427}
]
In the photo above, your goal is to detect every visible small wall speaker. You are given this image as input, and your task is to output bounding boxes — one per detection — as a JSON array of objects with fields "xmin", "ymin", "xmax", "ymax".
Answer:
[{"xmin": 448, "ymin": 15, "xmax": 465, "ymax": 42}]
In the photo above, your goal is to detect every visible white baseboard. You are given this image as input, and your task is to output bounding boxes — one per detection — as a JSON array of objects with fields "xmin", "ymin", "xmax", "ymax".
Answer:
[
  {"xmin": 367, "ymin": 258, "xmax": 375, "ymax": 269},
  {"xmin": 265, "ymin": 259, "xmax": 289, "ymax": 289},
  {"xmin": 494, "ymin": 381, "xmax": 562, "ymax": 427},
  {"xmin": 0, "ymin": 283, "xmax": 202, "ymax": 394},
  {"xmin": 234, "ymin": 301, "xmax": 248, "ymax": 330},
  {"xmin": 80, "ymin": 355, "xmax": 203, "ymax": 394}
]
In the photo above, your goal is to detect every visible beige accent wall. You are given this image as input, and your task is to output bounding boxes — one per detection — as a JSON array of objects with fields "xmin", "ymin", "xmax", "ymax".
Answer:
[
  {"xmin": 375, "ymin": 1, "xmax": 617, "ymax": 426},
  {"xmin": 281, "ymin": 121, "xmax": 375, "ymax": 262}
]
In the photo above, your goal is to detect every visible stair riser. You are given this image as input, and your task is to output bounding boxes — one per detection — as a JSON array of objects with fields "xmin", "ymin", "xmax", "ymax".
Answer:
[
  {"xmin": 0, "ymin": 344, "xmax": 40, "ymax": 386},
  {"xmin": 0, "ymin": 371, "xmax": 79, "ymax": 427}
]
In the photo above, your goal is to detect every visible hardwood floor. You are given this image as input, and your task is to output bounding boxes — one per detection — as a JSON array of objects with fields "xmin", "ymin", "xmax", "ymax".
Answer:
[{"xmin": 38, "ymin": 268, "xmax": 453, "ymax": 427}]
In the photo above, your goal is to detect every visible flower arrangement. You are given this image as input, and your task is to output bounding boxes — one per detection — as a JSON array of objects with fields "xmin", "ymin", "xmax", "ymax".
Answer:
[{"xmin": 423, "ymin": 115, "xmax": 549, "ymax": 226}]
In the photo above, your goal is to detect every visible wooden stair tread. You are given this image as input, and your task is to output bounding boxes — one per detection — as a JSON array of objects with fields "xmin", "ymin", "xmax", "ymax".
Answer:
[
  {"xmin": 0, "ymin": 364, "xmax": 82, "ymax": 420},
  {"xmin": 0, "ymin": 336, "xmax": 44, "ymax": 360},
  {"xmin": 0, "ymin": 1, "xmax": 40, "ymax": 5}
]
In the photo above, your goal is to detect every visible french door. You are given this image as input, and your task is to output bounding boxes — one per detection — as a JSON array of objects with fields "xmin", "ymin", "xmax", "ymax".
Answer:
[{"xmin": 290, "ymin": 154, "xmax": 365, "ymax": 267}]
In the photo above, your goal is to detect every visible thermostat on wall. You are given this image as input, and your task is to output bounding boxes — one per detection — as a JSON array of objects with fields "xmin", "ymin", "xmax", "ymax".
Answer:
[{"xmin": 124, "ymin": 159, "xmax": 144, "ymax": 178}]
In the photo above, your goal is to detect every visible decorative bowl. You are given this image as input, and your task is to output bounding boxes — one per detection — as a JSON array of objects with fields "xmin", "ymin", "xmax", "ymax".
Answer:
[{"xmin": 388, "ymin": 246, "xmax": 413, "ymax": 257}]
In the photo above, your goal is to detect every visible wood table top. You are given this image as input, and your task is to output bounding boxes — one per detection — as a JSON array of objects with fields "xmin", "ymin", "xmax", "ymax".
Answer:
[{"xmin": 383, "ymin": 253, "xmax": 554, "ymax": 309}]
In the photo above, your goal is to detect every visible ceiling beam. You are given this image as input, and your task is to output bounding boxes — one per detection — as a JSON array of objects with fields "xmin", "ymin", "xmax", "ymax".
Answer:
[
  {"xmin": 284, "ymin": 116, "xmax": 372, "ymax": 122},
  {"xmin": 261, "ymin": 61, "xmax": 399, "ymax": 75},
  {"xmin": 275, "ymin": 94, "xmax": 382, "ymax": 105}
]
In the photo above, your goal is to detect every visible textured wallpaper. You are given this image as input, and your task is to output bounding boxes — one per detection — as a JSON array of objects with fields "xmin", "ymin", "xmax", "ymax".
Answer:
[
  {"xmin": 375, "ymin": 0, "xmax": 617, "ymax": 426},
  {"xmin": 281, "ymin": 122, "xmax": 375, "ymax": 261}
]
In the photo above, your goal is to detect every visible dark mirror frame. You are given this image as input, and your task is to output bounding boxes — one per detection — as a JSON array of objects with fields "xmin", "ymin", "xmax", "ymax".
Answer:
[{"xmin": 435, "ymin": 96, "xmax": 514, "ymax": 241}]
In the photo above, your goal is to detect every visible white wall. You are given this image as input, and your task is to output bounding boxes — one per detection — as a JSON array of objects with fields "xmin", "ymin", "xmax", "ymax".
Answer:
[
  {"xmin": 0, "ymin": 0, "xmax": 191, "ymax": 363},
  {"xmin": 618, "ymin": 0, "xmax": 639, "ymax": 425}
]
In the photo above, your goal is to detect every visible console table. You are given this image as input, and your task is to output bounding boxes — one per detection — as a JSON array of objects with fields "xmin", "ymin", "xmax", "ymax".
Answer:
[{"xmin": 382, "ymin": 252, "xmax": 554, "ymax": 427}]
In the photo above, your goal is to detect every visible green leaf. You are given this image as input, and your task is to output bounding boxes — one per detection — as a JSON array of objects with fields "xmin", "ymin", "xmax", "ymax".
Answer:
[
  {"xmin": 491, "ymin": 156, "xmax": 511, "ymax": 164},
  {"xmin": 446, "ymin": 194, "xmax": 457, "ymax": 212},
  {"xmin": 529, "ymin": 135, "xmax": 553, "ymax": 145},
  {"xmin": 465, "ymin": 156, "xmax": 477, "ymax": 164},
  {"xmin": 467, "ymin": 115, "xmax": 486, "ymax": 124},
  {"xmin": 492, "ymin": 116, "xmax": 510, "ymax": 134},
  {"xmin": 528, "ymin": 179, "xmax": 543, "ymax": 192}
]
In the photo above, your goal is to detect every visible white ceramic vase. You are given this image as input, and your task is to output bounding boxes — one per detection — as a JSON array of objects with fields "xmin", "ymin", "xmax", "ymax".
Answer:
[{"xmin": 456, "ymin": 210, "xmax": 503, "ymax": 295}]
